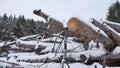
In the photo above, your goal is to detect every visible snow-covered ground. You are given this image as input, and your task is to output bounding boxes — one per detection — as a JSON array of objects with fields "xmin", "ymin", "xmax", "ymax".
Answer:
[{"xmin": 0, "ymin": 35, "xmax": 120, "ymax": 68}]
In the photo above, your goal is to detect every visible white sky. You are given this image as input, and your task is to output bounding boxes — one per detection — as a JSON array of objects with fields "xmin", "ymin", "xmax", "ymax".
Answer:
[{"xmin": 0, "ymin": 0, "xmax": 118, "ymax": 26}]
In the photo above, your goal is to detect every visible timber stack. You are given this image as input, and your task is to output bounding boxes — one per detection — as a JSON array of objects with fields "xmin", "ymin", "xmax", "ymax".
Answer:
[{"xmin": 33, "ymin": 9, "xmax": 120, "ymax": 66}]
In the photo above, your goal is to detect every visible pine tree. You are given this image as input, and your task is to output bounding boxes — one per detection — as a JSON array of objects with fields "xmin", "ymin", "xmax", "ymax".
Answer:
[
  {"xmin": 107, "ymin": 1, "xmax": 120, "ymax": 23},
  {"xmin": 3, "ymin": 13, "xmax": 8, "ymax": 21},
  {"xmin": 0, "ymin": 14, "xmax": 47, "ymax": 40}
]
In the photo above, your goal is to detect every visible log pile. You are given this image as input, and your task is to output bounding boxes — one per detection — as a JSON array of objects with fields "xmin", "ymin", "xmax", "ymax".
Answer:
[
  {"xmin": 0, "ymin": 9, "xmax": 120, "ymax": 67},
  {"xmin": 92, "ymin": 19, "xmax": 120, "ymax": 45},
  {"xmin": 32, "ymin": 9, "xmax": 120, "ymax": 66}
]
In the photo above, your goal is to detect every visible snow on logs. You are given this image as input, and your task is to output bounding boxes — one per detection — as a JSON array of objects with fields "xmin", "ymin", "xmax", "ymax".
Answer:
[
  {"xmin": 33, "ymin": 9, "xmax": 64, "ymax": 34},
  {"xmin": 67, "ymin": 17, "xmax": 116, "ymax": 52},
  {"xmin": 92, "ymin": 19, "xmax": 120, "ymax": 50},
  {"xmin": 33, "ymin": 9, "xmax": 120, "ymax": 52},
  {"xmin": 33, "ymin": 9, "xmax": 83, "ymax": 37},
  {"xmin": 103, "ymin": 21, "xmax": 120, "ymax": 33},
  {"xmin": 80, "ymin": 54, "xmax": 120, "ymax": 66}
]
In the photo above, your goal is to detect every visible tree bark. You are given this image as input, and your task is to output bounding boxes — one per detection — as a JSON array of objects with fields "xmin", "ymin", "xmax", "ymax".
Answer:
[
  {"xmin": 80, "ymin": 54, "xmax": 120, "ymax": 66},
  {"xmin": 103, "ymin": 21, "xmax": 120, "ymax": 33},
  {"xmin": 33, "ymin": 9, "xmax": 49, "ymax": 21},
  {"xmin": 92, "ymin": 19, "xmax": 120, "ymax": 46},
  {"xmin": 33, "ymin": 9, "xmax": 64, "ymax": 34},
  {"xmin": 16, "ymin": 41, "xmax": 46, "ymax": 49},
  {"xmin": 47, "ymin": 18, "xmax": 64, "ymax": 34},
  {"xmin": 67, "ymin": 17, "xmax": 115, "ymax": 52}
]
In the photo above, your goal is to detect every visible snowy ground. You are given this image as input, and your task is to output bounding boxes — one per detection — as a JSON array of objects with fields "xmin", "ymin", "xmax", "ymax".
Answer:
[{"xmin": 0, "ymin": 35, "xmax": 120, "ymax": 68}]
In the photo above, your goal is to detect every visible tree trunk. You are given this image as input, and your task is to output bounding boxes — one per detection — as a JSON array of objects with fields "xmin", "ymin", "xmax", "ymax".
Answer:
[
  {"xmin": 67, "ymin": 17, "xmax": 115, "ymax": 52},
  {"xmin": 33, "ymin": 9, "xmax": 49, "ymax": 21},
  {"xmin": 16, "ymin": 42, "xmax": 46, "ymax": 49},
  {"xmin": 103, "ymin": 21, "xmax": 120, "ymax": 33},
  {"xmin": 47, "ymin": 18, "xmax": 64, "ymax": 34},
  {"xmin": 92, "ymin": 19, "xmax": 120, "ymax": 47},
  {"xmin": 33, "ymin": 9, "xmax": 64, "ymax": 34},
  {"xmin": 80, "ymin": 54, "xmax": 120, "ymax": 66}
]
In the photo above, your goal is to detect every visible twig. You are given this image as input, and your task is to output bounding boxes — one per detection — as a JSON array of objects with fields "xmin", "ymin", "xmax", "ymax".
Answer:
[
  {"xmin": 52, "ymin": 31, "xmax": 64, "ymax": 52},
  {"xmin": 52, "ymin": 37, "xmax": 64, "ymax": 59},
  {"xmin": 61, "ymin": 28, "xmax": 70, "ymax": 68}
]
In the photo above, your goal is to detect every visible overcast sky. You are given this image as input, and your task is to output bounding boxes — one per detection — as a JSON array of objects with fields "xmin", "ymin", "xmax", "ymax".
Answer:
[{"xmin": 0, "ymin": 0, "xmax": 118, "ymax": 26}]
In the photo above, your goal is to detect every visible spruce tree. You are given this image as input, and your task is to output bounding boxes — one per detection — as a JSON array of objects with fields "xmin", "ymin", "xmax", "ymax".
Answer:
[
  {"xmin": 3, "ymin": 13, "xmax": 8, "ymax": 21},
  {"xmin": 0, "ymin": 14, "xmax": 47, "ymax": 40},
  {"xmin": 107, "ymin": 1, "xmax": 120, "ymax": 23}
]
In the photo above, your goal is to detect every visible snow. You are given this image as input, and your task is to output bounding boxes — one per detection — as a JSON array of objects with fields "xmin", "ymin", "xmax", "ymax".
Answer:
[
  {"xmin": 104, "ymin": 20, "xmax": 120, "ymax": 26},
  {"xmin": 40, "ymin": 36, "xmax": 63, "ymax": 42},
  {"xmin": 106, "ymin": 24, "xmax": 120, "ymax": 36},
  {"xmin": 0, "ymin": 34, "xmax": 120, "ymax": 68},
  {"xmin": 113, "ymin": 46, "xmax": 120, "ymax": 55},
  {"xmin": 20, "ymin": 34, "xmax": 39, "ymax": 40},
  {"xmin": 0, "ymin": 62, "xmax": 12, "ymax": 68},
  {"xmin": 17, "ymin": 39, "xmax": 38, "ymax": 46},
  {"xmin": 103, "ymin": 20, "xmax": 120, "ymax": 36},
  {"xmin": 89, "ymin": 40, "xmax": 104, "ymax": 50},
  {"xmin": 0, "ymin": 42, "xmax": 5, "ymax": 47},
  {"xmin": 16, "ymin": 52, "xmax": 61, "ymax": 61}
]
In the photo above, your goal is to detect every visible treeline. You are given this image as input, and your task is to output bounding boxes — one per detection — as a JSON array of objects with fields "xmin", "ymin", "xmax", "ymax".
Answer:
[{"xmin": 0, "ymin": 13, "xmax": 47, "ymax": 41}]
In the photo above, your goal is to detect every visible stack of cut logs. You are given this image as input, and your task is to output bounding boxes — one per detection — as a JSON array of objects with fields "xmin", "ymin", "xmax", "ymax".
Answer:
[
  {"xmin": 33, "ymin": 9, "xmax": 120, "ymax": 52},
  {"xmin": 33, "ymin": 9, "xmax": 120, "ymax": 66}
]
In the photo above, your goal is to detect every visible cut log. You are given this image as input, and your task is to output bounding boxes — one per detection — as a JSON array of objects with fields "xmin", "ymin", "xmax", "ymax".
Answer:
[
  {"xmin": 16, "ymin": 41, "xmax": 46, "ymax": 53},
  {"xmin": 103, "ymin": 21, "xmax": 120, "ymax": 33},
  {"xmin": 67, "ymin": 17, "xmax": 115, "ymax": 52},
  {"xmin": 80, "ymin": 54, "xmax": 102, "ymax": 65},
  {"xmin": 33, "ymin": 9, "xmax": 49, "ymax": 21},
  {"xmin": 16, "ymin": 53, "xmax": 80, "ymax": 63},
  {"xmin": 16, "ymin": 42, "xmax": 46, "ymax": 49},
  {"xmin": 33, "ymin": 9, "xmax": 64, "ymax": 34},
  {"xmin": 17, "ymin": 56, "xmax": 78, "ymax": 63},
  {"xmin": 104, "ymin": 54, "xmax": 120, "ymax": 66},
  {"xmin": 80, "ymin": 54, "xmax": 120, "ymax": 66},
  {"xmin": 16, "ymin": 41, "xmax": 35, "ymax": 49},
  {"xmin": 92, "ymin": 19, "xmax": 120, "ymax": 46}
]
